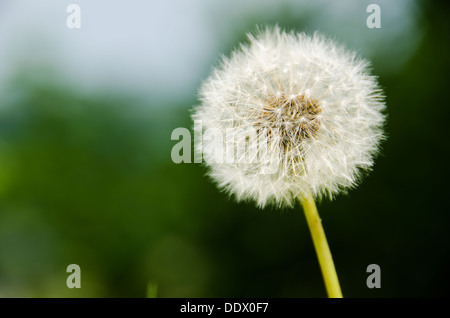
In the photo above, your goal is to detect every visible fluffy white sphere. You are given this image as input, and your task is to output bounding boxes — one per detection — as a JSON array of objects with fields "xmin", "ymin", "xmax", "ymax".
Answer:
[{"xmin": 193, "ymin": 27, "xmax": 385, "ymax": 208}]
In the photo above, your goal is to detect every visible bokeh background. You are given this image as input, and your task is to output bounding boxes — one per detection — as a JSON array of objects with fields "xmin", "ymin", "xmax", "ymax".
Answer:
[{"xmin": 0, "ymin": 0, "xmax": 449, "ymax": 297}]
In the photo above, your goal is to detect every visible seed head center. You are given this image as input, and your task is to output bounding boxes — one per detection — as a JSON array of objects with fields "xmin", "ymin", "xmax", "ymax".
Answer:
[{"xmin": 258, "ymin": 94, "xmax": 322, "ymax": 140}]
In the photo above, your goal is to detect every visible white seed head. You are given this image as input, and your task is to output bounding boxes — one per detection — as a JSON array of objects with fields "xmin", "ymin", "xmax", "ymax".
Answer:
[{"xmin": 192, "ymin": 27, "xmax": 386, "ymax": 208}]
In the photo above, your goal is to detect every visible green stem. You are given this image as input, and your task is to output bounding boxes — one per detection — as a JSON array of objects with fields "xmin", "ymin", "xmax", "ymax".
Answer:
[{"xmin": 299, "ymin": 193, "xmax": 343, "ymax": 298}]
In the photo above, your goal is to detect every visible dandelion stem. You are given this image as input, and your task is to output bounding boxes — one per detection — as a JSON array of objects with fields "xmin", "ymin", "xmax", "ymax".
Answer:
[
  {"xmin": 300, "ymin": 193, "xmax": 343, "ymax": 298},
  {"xmin": 146, "ymin": 281, "xmax": 158, "ymax": 298}
]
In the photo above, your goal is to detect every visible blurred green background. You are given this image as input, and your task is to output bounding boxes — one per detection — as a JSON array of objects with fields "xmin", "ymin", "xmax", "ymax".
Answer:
[{"xmin": 0, "ymin": 0, "xmax": 449, "ymax": 297}]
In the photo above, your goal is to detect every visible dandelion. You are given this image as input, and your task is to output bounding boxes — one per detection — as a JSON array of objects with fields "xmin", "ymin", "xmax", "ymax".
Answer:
[{"xmin": 192, "ymin": 27, "xmax": 386, "ymax": 298}]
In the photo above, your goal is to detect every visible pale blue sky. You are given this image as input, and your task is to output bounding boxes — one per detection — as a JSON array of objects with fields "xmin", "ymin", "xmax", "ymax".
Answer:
[{"xmin": 0, "ymin": 0, "xmax": 421, "ymax": 103}]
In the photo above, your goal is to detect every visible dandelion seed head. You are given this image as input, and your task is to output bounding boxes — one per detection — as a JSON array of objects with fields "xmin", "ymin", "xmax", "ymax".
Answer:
[{"xmin": 192, "ymin": 27, "xmax": 386, "ymax": 208}]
